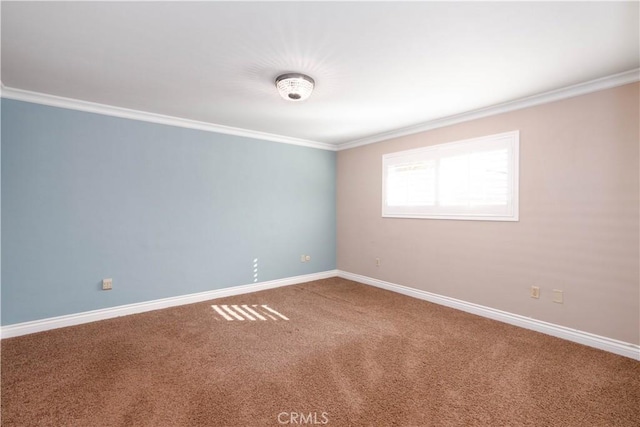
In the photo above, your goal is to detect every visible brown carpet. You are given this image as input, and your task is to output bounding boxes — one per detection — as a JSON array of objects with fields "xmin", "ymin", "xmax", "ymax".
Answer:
[{"xmin": 2, "ymin": 278, "xmax": 639, "ymax": 426}]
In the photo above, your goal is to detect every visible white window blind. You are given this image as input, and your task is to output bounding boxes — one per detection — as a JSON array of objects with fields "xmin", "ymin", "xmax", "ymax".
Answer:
[{"xmin": 382, "ymin": 131, "xmax": 519, "ymax": 221}]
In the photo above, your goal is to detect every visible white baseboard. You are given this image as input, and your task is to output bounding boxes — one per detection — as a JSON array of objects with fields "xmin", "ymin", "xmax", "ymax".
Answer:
[
  {"xmin": 0, "ymin": 270, "xmax": 338, "ymax": 339},
  {"xmin": 338, "ymin": 270, "xmax": 640, "ymax": 361},
  {"xmin": 4, "ymin": 269, "xmax": 638, "ymax": 361}
]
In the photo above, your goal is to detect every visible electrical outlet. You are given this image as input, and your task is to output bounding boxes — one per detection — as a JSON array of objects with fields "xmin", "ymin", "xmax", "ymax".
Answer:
[
  {"xmin": 305, "ymin": 255, "xmax": 311, "ymax": 262},
  {"xmin": 553, "ymin": 289, "xmax": 563, "ymax": 304},
  {"xmin": 530, "ymin": 286, "xmax": 540, "ymax": 299},
  {"xmin": 376, "ymin": 258, "xmax": 380, "ymax": 267},
  {"xmin": 102, "ymin": 278, "xmax": 113, "ymax": 291}
]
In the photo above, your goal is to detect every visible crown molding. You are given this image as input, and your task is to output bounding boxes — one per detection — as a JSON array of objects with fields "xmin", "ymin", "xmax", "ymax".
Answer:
[
  {"xmin": 0, "ymin": 85, "xmax": 337, "ymax": 152},
  {"xmin": 337, "ymin": 68, "xmax": 640, "ymax": 151},
  {"xmin": 3, "ymin": 68, "xmax": 638, "ymax": 152}
]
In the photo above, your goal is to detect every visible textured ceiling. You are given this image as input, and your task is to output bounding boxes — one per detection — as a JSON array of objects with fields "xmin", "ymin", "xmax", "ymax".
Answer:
[{"xmin": 2, "ymin": 2, "xmax": 639, "ymax": 146}]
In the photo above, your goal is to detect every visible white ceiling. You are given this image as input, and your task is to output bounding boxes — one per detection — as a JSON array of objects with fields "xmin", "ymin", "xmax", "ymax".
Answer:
[{"xmin": 1, "ymin": 2, "xmax": 639, "ymax": 148}]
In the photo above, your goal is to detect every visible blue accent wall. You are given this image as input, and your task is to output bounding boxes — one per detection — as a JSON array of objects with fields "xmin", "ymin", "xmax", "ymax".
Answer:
[{"xmin": 1, "ymin": 99, "xmax": 336, "ymax": 325}]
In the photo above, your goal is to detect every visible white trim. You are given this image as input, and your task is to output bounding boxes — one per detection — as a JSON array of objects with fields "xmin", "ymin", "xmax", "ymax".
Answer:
[
  {"xmin": 0, "ymin": 270, "xmax": 338, "ymax": 339},
  {"xmin": 4, "ymin": 269, "xmax": 638, "ymax": 360},
  {"xmin": 382, "ymin": 130, "xmax": 519, "ymax": 222},
  {"xmin": 0, "ymin": 86, "xmax": 337, "ymax": 152},
  {"xmin": 337, "ymin": 68, "xmax": 640, "ymax": 151},
  {"xmin": 3, "ymin": 69, "xmax": 637, "ymax": 153},
  {"xmin": 338, "ymin": 270, "xmax": 640, "ymax": 361}
]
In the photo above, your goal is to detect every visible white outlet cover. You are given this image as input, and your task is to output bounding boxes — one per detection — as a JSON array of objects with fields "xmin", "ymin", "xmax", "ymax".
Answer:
[
  {"xmin": 553, "ymin": 289, "xmax": 564, "ymax": 303},
  {"xmin": 531, "ymin": 286, "xmax": 540, "ymax": 299}
]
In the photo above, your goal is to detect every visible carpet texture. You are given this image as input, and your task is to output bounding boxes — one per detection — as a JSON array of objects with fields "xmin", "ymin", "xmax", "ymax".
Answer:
[{"xmin": 2, "ymin": 278, "xmax": 639, "ymax": 426}]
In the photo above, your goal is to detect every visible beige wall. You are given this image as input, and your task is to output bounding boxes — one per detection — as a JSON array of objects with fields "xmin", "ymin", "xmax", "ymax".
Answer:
[{"xmin": 337, "ymin": 83, "xmax": 639, "ymax": 344}]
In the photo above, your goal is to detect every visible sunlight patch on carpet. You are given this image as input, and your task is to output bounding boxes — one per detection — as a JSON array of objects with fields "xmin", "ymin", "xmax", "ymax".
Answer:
[{"xmin": 211, "ymin": 304, "xmax": 289, "ymax": 321}]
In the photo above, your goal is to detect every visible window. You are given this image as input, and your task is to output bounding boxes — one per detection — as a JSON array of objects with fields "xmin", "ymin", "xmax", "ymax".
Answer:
[{"xmin": 382, "ymin": 131, "xmax": 519, "ymax": 221}]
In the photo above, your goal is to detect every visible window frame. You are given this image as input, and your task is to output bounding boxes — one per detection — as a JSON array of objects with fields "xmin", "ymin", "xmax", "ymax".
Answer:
[{"xmin": 382, "ymin": 130, "xmax": 519, "ymax": 221}]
